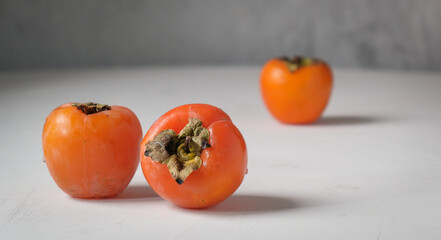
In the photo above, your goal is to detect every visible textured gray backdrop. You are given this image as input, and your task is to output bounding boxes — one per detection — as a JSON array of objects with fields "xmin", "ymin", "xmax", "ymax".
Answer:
[{"xmin": 1, "ymin": 0, "xmax": 440, "ymax": 71}]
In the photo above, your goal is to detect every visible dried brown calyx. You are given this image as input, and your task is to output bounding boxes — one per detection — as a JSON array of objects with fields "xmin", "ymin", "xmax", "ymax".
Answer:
[
  {"xmin": 279, "ymin": 56, "xmax": 322, "ymax": 72},
  {"xmin": 72, "ymin": 102, "xmax": 111, "ymax": 115},
  {"xmin": 144, "ymin": 118, "xmax": 210, "ymax": 185}
]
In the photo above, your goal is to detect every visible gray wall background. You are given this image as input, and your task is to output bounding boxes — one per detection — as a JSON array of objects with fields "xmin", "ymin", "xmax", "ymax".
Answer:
[{"xmin": 1, "ymin": 0, "xmax": 440, "ymax": 71}]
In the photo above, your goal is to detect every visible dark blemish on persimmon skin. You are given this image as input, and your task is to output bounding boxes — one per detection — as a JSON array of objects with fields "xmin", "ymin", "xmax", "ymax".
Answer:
[{"xmin": 176, "ymin": 178, "xmax": 184, "ymax": 185}]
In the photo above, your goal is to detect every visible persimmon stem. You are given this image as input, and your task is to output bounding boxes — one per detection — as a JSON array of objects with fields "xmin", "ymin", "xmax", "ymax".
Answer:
[
  {"xmin": 279, "ymin": 56, "xmax": 322, "ymax": 72},
  {"xmin": 144, "ymin": 118, "xmax": 210, "ymax": 185},
  {"xmin": 72, "ymin": 102, "xmax": 111, "ymax": 115}
]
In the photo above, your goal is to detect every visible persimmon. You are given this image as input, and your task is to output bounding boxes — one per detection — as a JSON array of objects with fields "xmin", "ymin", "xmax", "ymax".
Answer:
[
  {"xmin": 140, "ymin": 104, "xmax": 247, "ymax": 209},
  {"xmin": 42, "ymin": 102, "xmax": 142, "ymax": 198},
  {"xmin": 260, "ymin": 56, "xmax": 333, "ymax": 124}
]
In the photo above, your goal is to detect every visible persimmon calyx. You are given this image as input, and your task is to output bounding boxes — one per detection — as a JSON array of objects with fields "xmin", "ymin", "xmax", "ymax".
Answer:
[
  {"xmin": 144, "ymin": 118, "xmax": 210, "ymax": 185},
  {"xmin": 279, "ymin": 56, "xmax": 321, "ymax": 72},
  {"xmin": 72, "ymin": 102, "xmax": 111, "ymax": 115}
]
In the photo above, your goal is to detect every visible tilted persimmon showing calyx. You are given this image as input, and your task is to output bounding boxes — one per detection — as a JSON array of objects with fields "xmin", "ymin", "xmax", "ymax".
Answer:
[{"xmin": 140, "ymin": 104, "xmax": 248, "ymax": 209}]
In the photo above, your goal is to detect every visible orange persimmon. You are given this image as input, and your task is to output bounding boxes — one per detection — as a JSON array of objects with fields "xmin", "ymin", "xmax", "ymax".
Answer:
[
  {"xmin": 140, "ymin": 104, "xmax": 247, "ymax": 209},
  {"xmin": 42, "ymin": 102, "xmax": 142, "ymax": 198},
  {"xmin": 260, "ymin": 56, "xmax": 333, "ymax": 124}
]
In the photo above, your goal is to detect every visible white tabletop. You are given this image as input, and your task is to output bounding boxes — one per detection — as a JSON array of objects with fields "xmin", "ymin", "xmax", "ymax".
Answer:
[{"xmin": 1, "ymin": 67, "xmax": 441, "ymax": 239}]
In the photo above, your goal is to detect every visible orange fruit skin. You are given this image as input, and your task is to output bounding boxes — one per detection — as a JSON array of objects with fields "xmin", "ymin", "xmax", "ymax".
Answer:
[
  {"xmin": 260, "ymin": 59, "xmax": 333, "ymax": 124},
  {"xmin": 140, "ymin": 104, "xmax": 247, "ymax": 209},
  {"xmin": 42, "ymin": 103, "xmax": 142, "ymax": 198}
]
